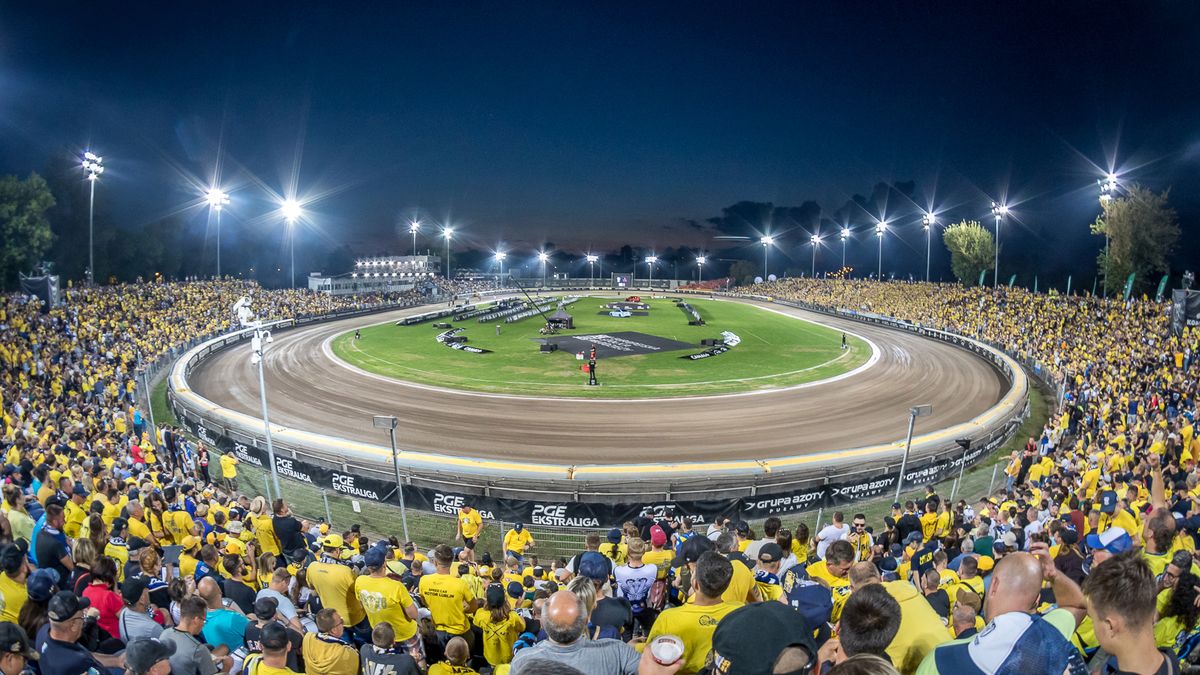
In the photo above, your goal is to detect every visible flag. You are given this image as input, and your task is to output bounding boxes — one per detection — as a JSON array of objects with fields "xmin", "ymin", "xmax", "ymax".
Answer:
[
  {"xmin": 1008, "ymin": 274, "xmax": 1017, "ymax": 288},
  {"xmin": 1123, "ymin": 273, "xmax": 1136, "ymax": 301},
  {"xmin": 1033, "ymin": 276, "xmax": 1038, "ymax": 294},
  {"xmin": 978, "ymin": 269, "xmax": 987, "ymax": 286},
  {"xmin": 1066, "ymin": 275, "xmax": 1072, "ymax": 296},
  {"xmin": 1156, "ymin": 274, "xmax": 1170, "ymax": 302}
]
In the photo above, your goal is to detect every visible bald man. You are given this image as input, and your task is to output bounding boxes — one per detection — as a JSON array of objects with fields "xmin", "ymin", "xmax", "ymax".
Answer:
[
  {"xmin": 198, "ymin": 576, "xmax": 250, "ymax": 653},
  {"xmin": 510, "ymin": 591, "xmax": 641, "ymax": 674},
  {"xmin": 915, "ymin": 543, "xmax": 1087, "ymax": 675},
  {"xmin": 847, "ymin": 561, "xmax": 947, "ymax": 674}
]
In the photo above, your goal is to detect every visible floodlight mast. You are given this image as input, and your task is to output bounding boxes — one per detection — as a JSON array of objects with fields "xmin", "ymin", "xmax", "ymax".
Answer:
[
  {"xmin": 234, "ymin": 296, "xmax": 282, "ymax": 501},
  {"xmin": 990, "ymin": 202, "xmax": 1007, "ymax": 289},
  {"xmin": 760, "ymin": 236, "xmax": 774, "ymax": 279},
  {"xmin": 875, "ymin": 222, "xmax": 887, "ymax": 280},
  {"xmin": 206, "ymin": 188, "xmax": 230, "ymax": 278},
  {"xmin": 81, "ymin": 151, "xmax": 105, "ymax": 285},
  {"xmin": 922, "ymin": 213, "xmax": 935, "ymax": 282}
]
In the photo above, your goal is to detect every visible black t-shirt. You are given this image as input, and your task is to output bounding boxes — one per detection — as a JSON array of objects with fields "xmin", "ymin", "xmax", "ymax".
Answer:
[
  {"xmin": 225, "ymin": 578, "xmax": 258, "ymax": 615},
  {"xmin": 244, "ymin": 620, "xmax": 302, "ymax": 670},
  {"xmin": 36, "ymin": 528, "xmax": 71, "ymax": 585},
  {"xmin": 896, "ymin": 514, "xmax": 922, "ymax": 543},
  {"xmin": 273, "ymin": 515, "xmax": 305, "ymax": 554},
  {"xmin": 924, "ymin": 589, "xmax": 950, "ymax": 619},
  {"xmin": 591, "ymin": 597, "xmax": 633, "ymax": 639},
  {"xmin": 34, "ymin": 626, "xmax": 106, "ymax": 675}
]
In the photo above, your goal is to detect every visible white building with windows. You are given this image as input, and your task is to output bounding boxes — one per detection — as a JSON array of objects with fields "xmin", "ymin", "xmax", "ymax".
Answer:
[{"xmin": 308, "ymin": 255, "xmax": 441, "ymax": 296}]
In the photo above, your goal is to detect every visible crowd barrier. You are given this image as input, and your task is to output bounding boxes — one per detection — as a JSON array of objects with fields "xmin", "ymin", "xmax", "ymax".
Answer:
[{"xmin": 166, "ymin": 291, "xmax": 1029, "ymax": 529}]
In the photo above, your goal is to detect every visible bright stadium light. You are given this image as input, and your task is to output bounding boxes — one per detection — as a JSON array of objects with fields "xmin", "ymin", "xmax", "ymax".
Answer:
[
  {"xmin": 696, "ymin": 255, "xmax": 707, "ymax": 283},
  {"xmin": 280, "ymin": 199, "xmax": 302, "ymax": 289},
  {"xmin": 990, "ymin": 201, "xmax": 1007, "ymax": 289},
  {"xmin": 442, "ymin": 226, "xmax": 454, "ymax": 279},
  {"xmin": 538, "ymin": 251, "xmax": 550, "ymax": 287},
  {"xmin": 409, "ymin": 220, "xmax": 420, "ymax": 256},
  {"xmin": 840, "ymin": 226, "xmax": 851, "ymax": 270},
  {"xmin": 586, "ymin": 253, "xmax": 599, "ymax": 286},
  {"xmin": 495, "ymin": 250, "xmax": 507, "ymax": 284},
  {"xmin": 81, "ymin": 151, "xmax": 105, "ymax": 285},
  {"xmin": 646, "ymin": 255, "xmax": 658, "ymax": 287},
  {"xmin": 1097, "ymin": 173, "xmax": 1120, "ymax": 296},
  {"xmin": 760, "ymin": 235, "xmax": 774, "ymax": 279},
  {"xmin": 810, "ymin": 235, "xmax": 821, "ymax": 277},
  {"xmin": 206, "ymin": 187, "xmax": 231, "ymax": 279},
  {"xmin": 875, "ymin": 221, "xmax": 887, "ymax": 280},
  {"xmin": 922, "ymin": 213, "xmax": 936, "ymax": 282}
]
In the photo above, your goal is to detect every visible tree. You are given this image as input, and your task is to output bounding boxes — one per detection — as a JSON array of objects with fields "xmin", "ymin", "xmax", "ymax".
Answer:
[
  {"xmin": 0, "ymin": 173, "xmax": 56, "ymax": 288},
  {"xmin": 942, "ymin": 220, "xmax": 995, "ymax": 285},
  {"xmin": 729, "ymin": 260, "xmax": 758, "ymax": 286},
  {"xmin": 1091, "ymin": 185, "xmax": 1179, "ymax": 295}
]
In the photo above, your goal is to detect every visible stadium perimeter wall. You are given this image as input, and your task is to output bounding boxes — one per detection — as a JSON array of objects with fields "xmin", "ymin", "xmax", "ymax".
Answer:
[{"xmin": 165, "ymin": 290, "xmax": 1030, "ymax": 533}]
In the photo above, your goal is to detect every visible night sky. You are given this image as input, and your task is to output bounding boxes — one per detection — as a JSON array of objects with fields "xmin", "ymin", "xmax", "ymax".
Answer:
[{"xmin": 3, "ymin": 3, "xmax": 1199, "ymax": 283}]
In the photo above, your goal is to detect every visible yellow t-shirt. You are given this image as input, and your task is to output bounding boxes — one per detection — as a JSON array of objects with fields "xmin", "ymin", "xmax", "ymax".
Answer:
[
  {"xmin": 601, "ymin": 543, "xmax": 628, "ymax": 567},
  {"xmin": 0, "ymin": 572, "xmax": 28, "ymax": 623},
  {"xmin": 646, "ymin": 601, "xmax": 742, "ymax": 675},
  {"xmin": 354, "ymin": 574, "xmax": 417, "ymax": 641},
  {"xmin": 252, "ymin": 513, "xmax": 281, "ymax": 556},
  {"xmin": 722, "ymin": 560, "xmax": 756, "ymax": 604},
  {"xmin": 127, "ymin": 516, "xmax": 151, "ymax": 542},
  {"xmin": 807, "ymin": 560, "xmax": 852, "ymax": 622},
  {"xmin": 419, "ymin": 573, "xmax": 474, "ymax": 635},
  {"xmin": 64, "ymin": 500, "xmax": 87, "ymax": 539},
  {"xmin": 458, "ymin": 510, "xmax": 482, "ymax": 539},
  {"xmin": 644, "ymin": 549, "xmax": 675, "ymax": 579},
  {"xmin": 306, "ymin": 560, "xmax": 365, "ymax": 627},
  {"xmin": 920, "ymin": 513, "xmax": 938, "ymax": 542},
  {"xmin": 428, "ymin": 664, "xmax": 478, "ymax": 675},
  {"xmin": 220, "ymin": 454, "xmax": 238, "ymax": 479},
  {"xmin": 180, "ymin": 553, "xmax": 199, "ymax": 581},
  {"xmin": 503, "ymin": 529, "xmax": 533, "ymax": 555},
  {"xmin": 473, "ymin": 608, "xmax": 525, "ymax": 666}
]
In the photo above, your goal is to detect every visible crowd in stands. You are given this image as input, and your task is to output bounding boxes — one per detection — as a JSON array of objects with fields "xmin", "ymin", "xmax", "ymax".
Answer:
[{"xmin": 0, "ymin": 277, "xmax": 1198, "ymax": 674}]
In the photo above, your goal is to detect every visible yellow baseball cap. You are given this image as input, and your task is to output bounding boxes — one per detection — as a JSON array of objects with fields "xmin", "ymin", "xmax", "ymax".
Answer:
[
  {"xmin": 322, "ymin": 533, "xmax": 343, "ymax": 549},
  {"xmin": 226, "ymin": 539, "xmax": 246, "ymax": 556},
  {"xmin": 977, "ymin": 555, "xmax": 995, "ymax": 574},
  {"xmin": 181, "ymin": 535, "xmax": 199, "ymax": 551}
]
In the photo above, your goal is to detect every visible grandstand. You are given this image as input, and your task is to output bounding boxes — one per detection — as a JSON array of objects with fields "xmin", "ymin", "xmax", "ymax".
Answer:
[{"xmin": 0, "ymin": 276, "xmax": 1195, "ymax": 675}]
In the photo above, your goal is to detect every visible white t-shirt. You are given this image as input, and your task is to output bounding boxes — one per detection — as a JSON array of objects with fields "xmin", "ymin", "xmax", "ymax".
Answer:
[
  {"xmin": 613, "ymin": 563, "xmax": 658, "ymax": 611},
  {"xmin": 743, "ymin": 538, "xmax": 776, "ymax": 561},
  {"xmin": 816, "ymin": 523, "xmax": 849, "ymax": 559}
]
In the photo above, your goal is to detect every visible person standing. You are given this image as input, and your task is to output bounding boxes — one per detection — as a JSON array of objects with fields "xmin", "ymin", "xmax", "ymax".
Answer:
[
  {"xmin": 219, "ymin": 453, "xmax": 239, "ymax": 493},
  {"xmin": 503, "ymin": 523, "xmax": 534, "ymax": 563},
  {"xmin": 418, "ymin": 545, "xmax": 477, "ymax": 652},
  {"xmin": 354, "ymin": 545, "xmax": 421, "ymax": 664},
  {"xmin": 646, "ymin": 551, "xmax": 741, "ymax": 674},
  {"xmin": 455, "ymin": 503, "xmax": 483, "ymax": 563}
]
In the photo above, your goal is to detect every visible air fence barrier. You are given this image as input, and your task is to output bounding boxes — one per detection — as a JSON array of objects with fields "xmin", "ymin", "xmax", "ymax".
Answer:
[{"xmin": 162, "ymin": 289, "xmax": 1031, "ymax": 559}]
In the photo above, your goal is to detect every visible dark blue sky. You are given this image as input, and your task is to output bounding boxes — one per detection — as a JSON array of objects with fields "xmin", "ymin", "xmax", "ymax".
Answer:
[{"xmin": 3, "ymin": 3, "xmax": 1199, "ymax": 280}]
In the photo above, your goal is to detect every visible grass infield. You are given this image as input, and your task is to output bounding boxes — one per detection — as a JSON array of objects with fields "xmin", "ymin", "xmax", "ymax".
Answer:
[{"xmin": 330, "ymin": 296, "xmax": 870, "ymax": 398}]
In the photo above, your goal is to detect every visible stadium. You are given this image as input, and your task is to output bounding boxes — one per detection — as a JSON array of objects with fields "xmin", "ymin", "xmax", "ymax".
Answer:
[{"xmin": 4, "ymin": 5, "xmax": 1200, "ymax": 675}]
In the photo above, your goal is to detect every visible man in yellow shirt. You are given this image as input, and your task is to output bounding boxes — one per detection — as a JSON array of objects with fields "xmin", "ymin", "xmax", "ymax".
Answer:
[
  {"xmin": 64, "ymin": 484, "xmax": 89, "ymax": 539},
  {"xmin": 418, "ymin": 544, "xmax": 477, "ymax": 647},
  {"xmin": 219, "ymin": 453, "xmax": 238, "ymax": 492},
  {"xmin": 354, "ymin": 545, "xmax": 421, "ymax": 659},
  {"xmin": 647, "ymin": 550, "xmax": 742, "ymax": 674},
  {"xmin": 306, "ymin": 535, "xmax": 366, "ymax": 631},
  {"xmin": 503, "ymin": 523, "xmax": 534, "ymax": 562},
  {"xmin": 455, "ymin": 504, "xmax": 483, "ymax": 563},
  {"xmin": 807, "ymin": 540, "xmax": 855, "ymax": 622}
]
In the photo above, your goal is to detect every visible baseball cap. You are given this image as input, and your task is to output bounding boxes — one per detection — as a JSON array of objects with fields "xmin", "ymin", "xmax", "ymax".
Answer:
[
  {"xmin": 710, "ymin": 602, "xmax": 816, "ymax": 675},
  {"xmin": 650, "ymin": 524, "xmax": 667, "ymax": 547},
  {"xmin": 260, "ymin": 622, "xmax": 290, "ymax": 651},
  {"xmin": 364, "ymin": 544, "xmax": 388, "ymax": 568},
  {"xmin": 889, "ymin": 543, "xmax": 903, "ymax": 557},
  {"xmin": 514, "ymin": 522, "xmax": 524, "ymax": 531},
  {"xmin": 672, "ymin": 535, "xmax": 715, "ymax": 567},
  {"xmin": 71, "ymin": 483, "xmax": 89, "ymax": 497},
  {"xmin": 180, "ymin": 535, "xmax": 199, "ymax": 551},
  {"xmin": 735, "ymin": 521, "xmax": 751, "ymax": 535},
  {"xmin": 578, "ymin": 552, "xmax": 610, "ymax": 582},
  {"xmin": 323, "ymin": 533, "xmax": 344, "ymax": 549},
  {"xmin": 1001, "ymin": 531, "xmax": 1018, "ymax": 549},
  {"xmin": 606, "ymin": 528, "xmax": 622, "ymax": 544},
  {"xmin": 506, "ymin": 581, "xmax": 524, "ymax": 600},
  {"xmin": 486, "ymin": 585, "xmax": 506, "ymax": 608},
  {"xmin": 26, "ymin": 568, "xmax": 60, "ymax": 603},
  {"xmin": 903, "ymin": 531, "xmax": 922, "ymax": 546},
  {"xmin": 1099, "ymin": 491, "xmax": 1118, "ymax": 514},
  {"xmin": 758, "ymin": 543, "xmax": 785, "ymax": 564},
  {"xmin": 225, "ymin": 539, "xmax": 246, "ymax": 557},
  {"xmin": 47, "ymin": 591, "xmax": 91, "ymax": 622},
  {"xmin": 1086, "ymin": 526, "xmax": 1133, "ymax": 555},
  {"xmin": 0, "ymin": 623, "xmax": 36, "ymax": 662},
  {"xmin": 125, "ymin": 638, "xmax": 175, "ymax": 674},
  {"xmin": 121, "ymin": 575, "xmax": 151, "ymax": 605},
  {"xmin": 253, "ymin": 596, "xmax": 279, "ymax": 620}
]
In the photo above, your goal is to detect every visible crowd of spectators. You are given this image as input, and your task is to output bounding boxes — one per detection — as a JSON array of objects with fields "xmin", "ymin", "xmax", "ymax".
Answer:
[{"xmin": 0, "ymin": 277, "xmax": 1198, "ymax": 675}]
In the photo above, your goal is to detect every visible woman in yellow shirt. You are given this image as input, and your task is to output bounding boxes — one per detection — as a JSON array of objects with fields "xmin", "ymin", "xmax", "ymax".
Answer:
[{"xmin": 473, "ymin": 586, "xmax": 525, "ymax": 667}]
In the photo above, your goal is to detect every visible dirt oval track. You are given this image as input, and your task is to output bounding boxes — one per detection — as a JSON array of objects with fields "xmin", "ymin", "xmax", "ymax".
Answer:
[{"xmin": 188, "ymin": 297, "xmax": 1008, "ymax": 466}]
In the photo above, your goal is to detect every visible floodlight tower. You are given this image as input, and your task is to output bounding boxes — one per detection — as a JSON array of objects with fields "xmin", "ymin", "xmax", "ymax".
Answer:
[
  {"xmin": 810, "ymin": 234, "xmax": 821, "ymax": 277},
  {"xmin": 840, "ymin": 227, "xmax": 850, "ymax": 271},
  {"xmin": 875, "ymin": 221, "xmax": 887, "ymax": 280},
  {"xmin": 586, "ymin": 254, "xmax": 599, "ymax": 286},
  {"xmin": 990, "ymin": 202, "xmax": 1008, "ymax": 289},
  {"xmin": 494, "ymin": 251, "xmax": 507, "ymax": 285},
  {"xmin": 442, "ymin": 227, "xmax": 453, "ymax": 279},
  {"xmin": 281, "ymin": 199, "xmax": 302, "ymax": 289},
  {"xmin": 696, "ymin": 255, "xmax": 706, "ymax": 282},
  {"xmin": 81, "ymin": 151, "xmax": 104, "ymax": 285},
  {"xmin": 1098, "ymin": 173, "xmax": 1118, "ymax": 297},
  {"xmin": 645, "ymin": 256, "xmax": 658, "ymax": 287},
  {"xmin": 922, "ymin": 213, "xmax": 936, "ymax": 283},
  {"xmin": 760, "ymin": 235, "xmax": 774, "ymax": 279},
  {"xmin": 538, "ymin": 251, "xmax": 550, "ymax": 287},
  {"xmin": 206, "ymin": 188, "xmax": 230, "ymax": 279},
  {"xmin": 409, "ymin": 220, "xmax": 420, "ymax": 256}
]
